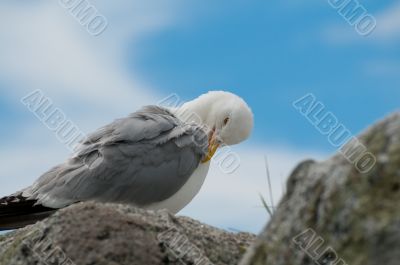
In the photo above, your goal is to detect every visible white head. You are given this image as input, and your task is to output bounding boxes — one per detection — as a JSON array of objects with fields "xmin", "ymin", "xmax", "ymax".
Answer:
[{"xmin": 176, "ymin": 91, "xmax": 253, "ymax": 159}]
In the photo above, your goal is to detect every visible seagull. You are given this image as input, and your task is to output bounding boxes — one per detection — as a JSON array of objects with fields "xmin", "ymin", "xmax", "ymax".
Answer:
[{"xmin": 0, "ymin": 91, "xmax": 253, "ymax": 230}]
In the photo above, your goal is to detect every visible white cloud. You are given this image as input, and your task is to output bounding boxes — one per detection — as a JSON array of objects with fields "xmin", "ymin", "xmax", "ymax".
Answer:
[
  {"xmin": 0, "ymin": 0, "xmax": 189, "ymax": 194},
  {"xmin": 0, "ymin": 0, "xmax": 190, "ymax": 154},
  {"xmin": 373, "ymin": 2, "xmax": 400, "ymax": 41},
  {"xmin": 322, "ymin": 2, "xmax": 400, "ymax": 44},
  {"xmin": 0, "ymin": 1, "xmax": 187, "ymax": 117}
]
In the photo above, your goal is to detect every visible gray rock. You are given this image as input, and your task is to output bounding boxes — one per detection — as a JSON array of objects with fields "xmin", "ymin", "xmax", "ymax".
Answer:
[
  {"xmin": 240, "ymin": 112, "xmax": 400, "ymax": 265},
  {"xmin": 0, "ymin": 202, "xmax": 255, "ymax": 265}
]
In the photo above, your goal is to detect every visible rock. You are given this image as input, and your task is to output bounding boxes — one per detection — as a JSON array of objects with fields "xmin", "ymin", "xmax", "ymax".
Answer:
[
  {"xmin": 240, "ymin": 112, "xmax": 400, "ymax": 265},
  {"xmin": 0, "ymin": 202, "xmax": 255, "ymax": 265}
]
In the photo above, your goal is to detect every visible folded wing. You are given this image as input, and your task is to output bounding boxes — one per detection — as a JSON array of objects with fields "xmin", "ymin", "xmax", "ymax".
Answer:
[{"xmin": 0, "ymin": 106, "xmax": 208, "ymax": 230}]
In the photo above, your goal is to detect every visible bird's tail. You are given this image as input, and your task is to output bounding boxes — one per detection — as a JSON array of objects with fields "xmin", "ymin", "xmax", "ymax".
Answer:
[{"xmin": 0, "ymin": 193, "xmax": 56, "ymax": 231}]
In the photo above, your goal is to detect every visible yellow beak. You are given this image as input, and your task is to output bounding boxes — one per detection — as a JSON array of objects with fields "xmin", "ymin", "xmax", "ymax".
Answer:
[{"xmin": 202, "ymin": 130, "xmax": 220, "ymax": 163}]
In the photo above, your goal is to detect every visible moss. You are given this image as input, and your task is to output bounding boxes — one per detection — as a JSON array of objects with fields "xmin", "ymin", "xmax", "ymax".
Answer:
[
  {"xmin": 0, "ymin": 230, "xmax": 39, "ymax": 265},
  {"xmin": 0, "ymin": 236, "xmax": 24, "ymax": 265},
  {"xmin": 238, "ymin": 244, "xmax": 248, "ymax": 255}
]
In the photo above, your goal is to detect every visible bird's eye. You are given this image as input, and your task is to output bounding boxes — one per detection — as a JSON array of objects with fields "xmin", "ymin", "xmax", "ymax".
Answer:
[{"xmin": 223, "ymin": 117, "xmax": 230, "ymax": 126}]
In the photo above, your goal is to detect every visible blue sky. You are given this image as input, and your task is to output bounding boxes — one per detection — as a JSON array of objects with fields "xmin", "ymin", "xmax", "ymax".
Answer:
[
  {"xmin": 0, "ymin": 0, "xmax": 399, "ymax": 233},
  {"xmin": 128, "ymin": 0, "xmax": 399, "ymax": 150}
]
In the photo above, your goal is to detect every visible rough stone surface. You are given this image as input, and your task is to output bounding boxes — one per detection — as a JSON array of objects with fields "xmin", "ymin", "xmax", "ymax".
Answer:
[
  {"xmin": 240, "ymin": 112, "xmax": 400, "ymax": 265},
  {"xmin": 0, "ymin": 202, "xmax": 255, "ymax": 265}
]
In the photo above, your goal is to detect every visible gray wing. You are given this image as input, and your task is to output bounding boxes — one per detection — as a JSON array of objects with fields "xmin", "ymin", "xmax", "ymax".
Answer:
[{"xmin": 23, "ymin": 106, "xmax": 208, "ymax": 208}]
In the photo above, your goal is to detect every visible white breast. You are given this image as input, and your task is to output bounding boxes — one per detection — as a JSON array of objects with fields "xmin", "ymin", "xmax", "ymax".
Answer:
[{"xmin": 145, "ymin": 162, "xmax": 210, "ymax": 214}]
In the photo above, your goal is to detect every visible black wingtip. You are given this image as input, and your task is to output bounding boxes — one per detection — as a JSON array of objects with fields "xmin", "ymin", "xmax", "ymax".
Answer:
[{"xmin": 0, "ymin": 193, "xmax": 56, "ymax": 230}]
